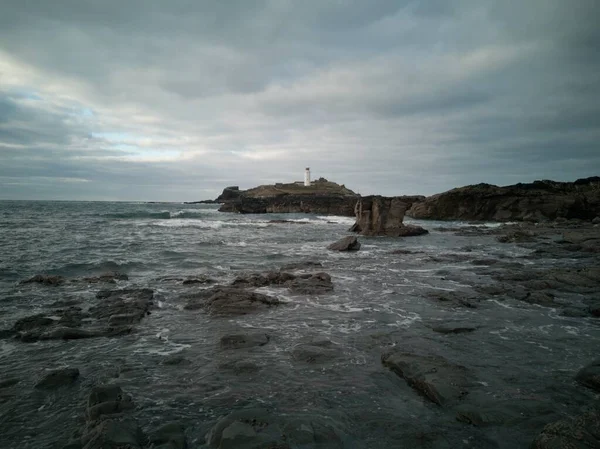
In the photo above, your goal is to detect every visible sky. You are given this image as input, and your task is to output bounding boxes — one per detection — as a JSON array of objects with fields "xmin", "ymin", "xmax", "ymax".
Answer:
[{"xmin": 0, "ymin": 0, "xmax": 599, "ymax": 201}]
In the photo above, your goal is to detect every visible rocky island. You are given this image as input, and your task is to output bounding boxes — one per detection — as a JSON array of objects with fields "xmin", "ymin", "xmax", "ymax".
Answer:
[{"xmin": 215, "ymin": 178, "xmax": 360, "ymax": 216}]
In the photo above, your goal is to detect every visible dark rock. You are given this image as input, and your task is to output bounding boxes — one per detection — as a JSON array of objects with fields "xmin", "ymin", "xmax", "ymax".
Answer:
[
  {"xmin": 280, "ymin": 261, "xmax": 323, "ymax": 271},
  {"xmin": 87, "ymin": 385, "xmax": 134, "ymax": 421},
  {"xmin": 291, "ymin": 339, "xmax": 339, "ymax": 364},
  {"xmin": 21, "ymin": 274, "xmax": 65, "ymax": 285},
  {"xmin": 91, "ymin": 289, "xmax": 153, "ymax": 322},
  {"xmin": 390, "ymin": 249, "xmax": 420, "ymax": 255},
  {"xmin": 592, "ymin": 216, "xmax": 600, "ymax": 224},
  {"xmin": 108, "ymin": 313, "xmax": 140, "ymax": 326},
  {"xmin": 220, "ymin": 333, "xmax": 269, "ymax": 349},
  {"xmin": 430, "ymin": 323, "xmax": 478, "ymax": 334},
  {"xmin": 231, "ymin": 271, "xmax": 296, "ymax": 288},
  {"xmin": 497, "ymin": 231, "xmax": 536, "ymax": 243},
  {"xmin": 218, "ymin": 360, "xmax": 261, "ymax": 374},
  {"xmin": 162, "ymin": 354, "xmax": 191, "ymax": 366},
  {"xmin": 268, "ymin": 219, "xmax": 309, "ymax": 224},
  {"xmin": 215, "ymin": 185, "xmax": 241, "ymax": 202},
  {"xmin": 382, "ymin": 352, "xmax": 472, "ymax": 406},
  {"xmin": 149, "ymin": 422, "xmax": 187, "ymax": 449},
  {"xmin": 351, "ymin": 195, "xmax": 427, "ymax": 237},
  {"xmin": 50, "ymin": 299, "xmax": 82, "ymax": 308},
  {"xmin": 530, "ymin": 407, "xmax": 600, "ymax": 449},
  {"xmin": 560, "ymin": 307, "xmax": 590, "ymax": 318},
  {"xmin": 287, "ymin": 272, "xmax": 334, "ymax": 295},
  {"xmin": 81, "ymin": 419, "xmax": 146, "ymax": 449},
  {"xmin": 426, "ymin": 291, "xmax": 479, "ymax": 309},
  {"xmin": 216, "ymin": 181, "xmax": 359, "ymax": 216},
  {"xmin": 41, "ymin": 327, "xmax": 100, "ymax": 340},
  {"xmin": 35, "ymin": 367, "xmax": 80, "ymax": 389},
  {"xmin": 576, "ymin": 360, "xmax": 600, "ymax": 392},
  {"xmin": 407, "ymin": 177, "xmax": 600, "ymax": 222},
  {"xmin": 182, "ymin": 276, "xmax": 214, "ymax": 285},
  {"xmin": 13, "ymin": 314, "xmax": 55, "ymax": 332},
  {"xmin": 327, "ymin": 236, "xmax": 361, "ymax": 251},
  {"xmin": 184, "ymin": 287, "xmax": 281, "ymax": 315},
  {"xmin": 81, "ymin": 272, "xmax": 129, "ymax": 283},
  {"xmin": 205, "ymin": 408, "xmax": 347, "ymax": 449},
  {"xmin": 520, "ymin": 291, "xmax": 558, "ymax": 307}
]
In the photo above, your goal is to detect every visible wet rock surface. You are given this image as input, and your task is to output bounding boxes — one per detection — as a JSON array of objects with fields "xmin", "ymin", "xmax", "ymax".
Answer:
[
  {"xmin": 205, "ymin": 408, "xmax": 348, "ymax": 448},
  {"xmin": 351, "ymin": 195, "xmax": 428, "ymax": 237},
  {"xmin": 407, "ymin": 176, "xmax": 600, "ymax": 221},
  {"xmin": 327, "ymin": 236, "xmax": 361, "ymax": 251},
  {"xmin": 382, "ymin": 352, "xmax": 472, "ymax": 406},
  {"xmin": 59, "ymin": 385, "xmax": 188, "ymax": 449},
  {"xmin": 35, "ymin": 368, "xmax": 80, "ymax": 389},
  {"xmin": 184, "ymin": 287, "xmax": 281, "ymax": 315},
  {"xmin": 220, "ymin": 332, "xmax": 270, "ymax": 349},
  {"xmin": 4, "ymin": 288, "xmax": 154, "ymax": 343},
  {"xmin": 530, "ymin": 404, "xmax": 600, "ymax": 449},
  {"xmin": 576, "ymin": 360, "xmax": 600, "ymax": 393}
]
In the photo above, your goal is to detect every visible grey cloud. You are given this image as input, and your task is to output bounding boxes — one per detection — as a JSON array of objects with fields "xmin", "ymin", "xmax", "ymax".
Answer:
[{"xmin": 0, "ymin": 0, "xmax": 598, "ymax": 200}]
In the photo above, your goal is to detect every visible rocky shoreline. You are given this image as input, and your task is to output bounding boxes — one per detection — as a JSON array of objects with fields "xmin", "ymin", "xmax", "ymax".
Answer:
[
  {"xmin": 206, "ymin": 176, "xmax": 600, "ymax": 224},
  {"xmin": 2, "ymin": 217, "xmax": 599, "ymax": 447}
]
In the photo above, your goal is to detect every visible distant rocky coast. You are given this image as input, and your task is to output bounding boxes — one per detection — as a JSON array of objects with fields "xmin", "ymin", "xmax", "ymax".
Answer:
[{"xmin": 205, "ymin": 176, "xmax": 600, "ymax": 224}]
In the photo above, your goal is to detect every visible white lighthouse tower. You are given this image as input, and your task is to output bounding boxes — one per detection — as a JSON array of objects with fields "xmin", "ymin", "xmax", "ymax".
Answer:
[{"xmin": 304, "ymin": 167, "xmax": 311, "ymax": 187}]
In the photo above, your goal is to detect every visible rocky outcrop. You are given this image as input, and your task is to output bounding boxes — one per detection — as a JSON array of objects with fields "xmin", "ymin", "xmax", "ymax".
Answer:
[
  {"xmin": 350, "ymin": 196, "xmax": 428, "ymax": 237},
  {"xmin": 219, "ymin": 193, "xmax": 359, "ymax": 215},
  {"xmin": 382, "ymin": 352, "xmax": 472, "ymax": 406},
  {"xmin": 407, "ymin": 176, "xmax": 600, "ymax": 222},
  {"xmin": 215, "ymin": 185, "xmax": 242, "ymax": 202},
  {"xmin": 4, "ymin": 288, "xmax": 154, "ymax": 343},
  {"xmin": 327, "ymin": 236, "xmax": 361, "ymax": 251},
  {"xmin": 576, "ymin": 359, "xmax": 600, "ymax": 392},
  {"xmin": 60, "ymin": 385, "xmax": 188, "ymax": 449},
  {"xmin": 530, "ymin": 406, "xmax": 600, "ymax": 449},
  {"xmin": 232, "ymin": 270, "xmax": 334, "ymax": 294},
  {"xmin": 216, "ymin": 180, "xmax": 359, "ymax": 216},
  {"xmin": 205, "ymin": 408, "xmax": 348, "ymax": 448},
  {"xmin": 184, "ymin": 287, "xmax": 281, "ymax": 315}
]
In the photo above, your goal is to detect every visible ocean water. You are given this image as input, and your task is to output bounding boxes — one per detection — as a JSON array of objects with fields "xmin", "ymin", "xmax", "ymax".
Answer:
[{"xmin": 0, "ymin": 201, "xmax": 598, "ymax": 448}]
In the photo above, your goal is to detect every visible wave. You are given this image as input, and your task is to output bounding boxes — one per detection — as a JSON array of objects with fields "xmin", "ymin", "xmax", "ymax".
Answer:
[
  {"xmin": 104, "ymin": 211, "xmax": 172, "ymax": 219},
  {"xmin": 103, "ymin": 208, "xmax": 223, "ymax": 220}
]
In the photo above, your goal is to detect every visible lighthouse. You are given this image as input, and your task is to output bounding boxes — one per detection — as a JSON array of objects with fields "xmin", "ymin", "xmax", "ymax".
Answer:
[{"xmin": 304, "ymin": 167, "xmax": 311, "ymax": 187}]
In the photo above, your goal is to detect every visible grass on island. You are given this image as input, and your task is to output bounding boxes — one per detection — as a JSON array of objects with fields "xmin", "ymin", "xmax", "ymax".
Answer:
[{"xmin": 244, "ymin": 179, "xmax": 357, "ymax": 198}]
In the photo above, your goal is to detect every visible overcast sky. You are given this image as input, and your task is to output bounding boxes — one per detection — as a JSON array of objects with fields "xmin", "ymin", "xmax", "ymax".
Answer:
[{"xmin": 0, "ymin": 0, "xmax": 598, "ymax": 201}]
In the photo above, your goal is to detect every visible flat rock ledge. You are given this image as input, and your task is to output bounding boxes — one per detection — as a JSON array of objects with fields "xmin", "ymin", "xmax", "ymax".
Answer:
[
  {"xmin": 382, "ymin": 352, "xmax": 472, "ymax": 407},
  {"xmin": 60, "ymin": 385, "xmax": 187, "ymax": 449},
  {"xmin": 3, "ymin": 288, "xmax": 154, "ymax": 343},
  {"xmin": 205, "ymin": 408, "xmax": 348, "ymax": 448},
  {"xmin": 184, "ymin": 287, "xmax": 281, "ymax": 315}
]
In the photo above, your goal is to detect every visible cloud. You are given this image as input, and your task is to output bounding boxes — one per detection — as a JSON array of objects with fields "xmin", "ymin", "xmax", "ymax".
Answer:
[{"xmin": 0, "ymin": 0, "xmax": 598, "ymax": 201}]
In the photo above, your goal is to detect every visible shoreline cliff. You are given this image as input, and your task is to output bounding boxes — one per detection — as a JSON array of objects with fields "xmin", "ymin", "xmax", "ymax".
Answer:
[{"xmin": 202, "ymin": 176, "xmax": 599, "ymax": 223}]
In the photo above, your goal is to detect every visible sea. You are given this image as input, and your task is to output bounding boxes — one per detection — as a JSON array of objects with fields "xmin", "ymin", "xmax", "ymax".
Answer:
[{"xmin": 0, "ymin": 200, "xmax": 598, "ymax": 448}]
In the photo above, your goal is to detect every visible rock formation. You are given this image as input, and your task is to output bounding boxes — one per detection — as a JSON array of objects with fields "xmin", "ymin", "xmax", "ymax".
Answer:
[
  {"xmin": 215, "ymin": 179, "xmax": 359, "ymax": 216},
  {"xmin": 327, "ymin": 236, "xmax": 361, "ymax": 251},
  {"xmin": 350, "ymin": 196, "xmax": 428, "ymax": 237},
  {"xmin": 407, "ymin": 176, "xmax": 600, "ymax": 222}
]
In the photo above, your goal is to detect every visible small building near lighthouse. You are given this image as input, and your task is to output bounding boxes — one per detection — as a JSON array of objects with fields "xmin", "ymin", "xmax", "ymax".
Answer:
[{"xmin": 304, "ymin": 167, "xmax": 311, "ymax": 187}]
